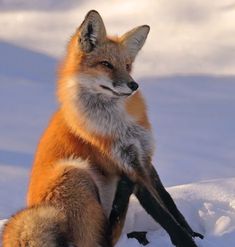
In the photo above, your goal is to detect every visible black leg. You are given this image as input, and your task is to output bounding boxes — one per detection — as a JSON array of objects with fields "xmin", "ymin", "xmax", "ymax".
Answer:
[
  {"xmin": 108, "ymin": 175, "xmax": 135, "ymax": 245},
  {"xmin": 135, "ymin": 185, "xmax": 198, "ymax": 247},
  {"xmin": 127, "ymin": 231, "xmax": 149, "ymax": 246},
  {"xmin": 149, "ymin": 165, "xmax": 204, "ymax": 239}
]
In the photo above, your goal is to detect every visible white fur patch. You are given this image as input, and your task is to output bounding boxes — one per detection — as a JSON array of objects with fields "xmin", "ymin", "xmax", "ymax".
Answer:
[
  {"xmin": 78, "ymin": 74, "xmax": 113, "ymax": 92},
  {"xmin": 77, "ymin": 73, "xmax": 133, "ymax": 96},
  {"xmin": 57, "ymin": 156, "xmax": 90, "ymax": 170}
]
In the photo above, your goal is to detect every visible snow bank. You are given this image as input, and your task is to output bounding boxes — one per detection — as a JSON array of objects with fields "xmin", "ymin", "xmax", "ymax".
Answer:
[{"xmin": 116, "ymin": 177, "xmax": 235, "ymax": 246}]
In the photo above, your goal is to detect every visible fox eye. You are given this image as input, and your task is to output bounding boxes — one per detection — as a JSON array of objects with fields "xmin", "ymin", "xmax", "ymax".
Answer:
[
  {"xmin": 126, "ymin": 64, "xmax": 131, "ymax": 71},
  {"xmin": 100, "ymin": 61, "xmax": 114, "ymax": 70}
]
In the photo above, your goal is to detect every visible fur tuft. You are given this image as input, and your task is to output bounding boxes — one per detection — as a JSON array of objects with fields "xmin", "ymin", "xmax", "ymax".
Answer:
[{"xmin": 2, "ymin": 205, "xmax": 69, "ymax": 247}]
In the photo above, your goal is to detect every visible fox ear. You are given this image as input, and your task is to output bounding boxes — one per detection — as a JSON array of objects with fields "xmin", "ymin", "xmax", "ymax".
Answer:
[
  {"xmin": 78, "ymin": 10, "xmax": 106, "ymax": 53},
  {"xmin": 121, "ymin": 25, "xmax": 150, "ymax": 60}
]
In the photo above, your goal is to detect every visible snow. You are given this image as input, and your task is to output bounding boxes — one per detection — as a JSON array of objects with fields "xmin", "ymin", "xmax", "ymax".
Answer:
[
  {"xmin": 115, "ymin": 178, "xmax": 235, "ymax": 247},
  {"xmin": 0, "ymin": 1, "xmax": 235, "ymax": 246}
]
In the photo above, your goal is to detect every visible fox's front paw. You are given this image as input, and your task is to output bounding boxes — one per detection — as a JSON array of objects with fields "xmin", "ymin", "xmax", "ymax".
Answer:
[
  {"xmin": 127, "ymin": 231, "xmax": 149, "ymax": 246},
  {"xmin": 171, "ymin": 229, "xmax": 199, "ymax": 247},
  {"xmin": 192, "ymin": 231, "xmax": 204, "ymax": 239},
  {"xmin": 175, "ymin": 239, "xmax": 198, "ymax": 247}
]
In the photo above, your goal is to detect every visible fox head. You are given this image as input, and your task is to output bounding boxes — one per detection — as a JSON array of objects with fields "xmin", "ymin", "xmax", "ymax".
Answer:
[{"xmin": 58, "ymin": 10, "xmax": 150, "ymax": 103}]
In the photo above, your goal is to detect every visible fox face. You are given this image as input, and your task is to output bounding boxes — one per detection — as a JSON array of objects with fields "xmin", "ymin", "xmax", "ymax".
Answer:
[
  {"xmin": 78, "ymin": 42, "xmax": 138, "ymax": 98},
  {"xmin": 59, "ymin": 10, "xmax": 150, "ymax": 101}
]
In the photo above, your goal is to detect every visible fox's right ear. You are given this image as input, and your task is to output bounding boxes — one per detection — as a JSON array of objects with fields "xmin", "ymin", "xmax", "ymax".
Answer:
[
  {"xmin": 121, "ymin": 25, "xmax": 150, "ymax": 60},
  {"xmin": 78, "ymin": 10, "xmax": 106, "ymax": 53}
]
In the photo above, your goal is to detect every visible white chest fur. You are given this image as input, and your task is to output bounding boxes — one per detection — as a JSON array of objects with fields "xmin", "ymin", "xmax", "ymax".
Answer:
[{"xmin": 77, "ymin": 88, "xmax": 155, "ymax": 172}]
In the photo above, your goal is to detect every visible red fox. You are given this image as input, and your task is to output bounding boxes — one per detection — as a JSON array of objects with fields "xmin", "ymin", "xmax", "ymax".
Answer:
[{"xmin": 2, "ymin": 10, "xmax": 203, "ymax": 247}]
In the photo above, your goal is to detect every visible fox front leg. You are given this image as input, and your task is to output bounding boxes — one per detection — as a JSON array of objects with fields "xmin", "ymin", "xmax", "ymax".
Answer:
[
  {"xmin": 148, "ymin": 165, "xmax": 204, "ymax": 240},
  {"xmin": 135, "ymin": 185, "xmax": 199, "ymax": 247},
  {"xmin": 108, "ymin": 170, "xmax": 198, "ymax": 246},
  {"xmin": 108, "ymin": 175, "xmax": 149, "ymax": 246},
  {"xmin": 108, "ymin": 175, "xmax": 135, "ymax": 246}
]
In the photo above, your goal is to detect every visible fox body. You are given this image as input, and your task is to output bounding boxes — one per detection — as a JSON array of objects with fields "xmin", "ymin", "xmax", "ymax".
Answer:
[
  {"xmin": 2, "ymin": 10, "xmax": 152, "ymax": 247},
  {"xmin": 2, "ymin": 10, "xmax": 203, "ymax": 247}
]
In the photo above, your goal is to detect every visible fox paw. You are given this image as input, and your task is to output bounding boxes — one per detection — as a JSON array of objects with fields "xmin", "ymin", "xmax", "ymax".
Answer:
[
  {"xmin": 192, "ymin": 231, "xmax": 204, "ymax": 239},
  {"xmin": 127, "ymin": 231, "xmax": 149, "ymax": 246}
]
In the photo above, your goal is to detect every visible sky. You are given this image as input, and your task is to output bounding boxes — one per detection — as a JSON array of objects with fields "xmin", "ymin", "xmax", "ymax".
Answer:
[{"xmin": 0, "ymin": 0, "xmax": 235, "ymax": 77}]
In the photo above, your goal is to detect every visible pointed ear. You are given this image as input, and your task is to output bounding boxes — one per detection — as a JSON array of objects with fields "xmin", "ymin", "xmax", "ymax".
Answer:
[
  {"xmin": 78, "ymin": 10, "xmax": 106, "ymax": 53},
  {"xmin": 121, "ymin": 25, "xmax": 150, "ymax": 60}
]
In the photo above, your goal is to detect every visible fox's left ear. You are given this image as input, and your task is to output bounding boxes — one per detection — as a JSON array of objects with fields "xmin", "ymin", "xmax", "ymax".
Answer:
[
  {"xmin": 121, "ymin": 25, "xmax": 150, "ymax": 60},
  {"xmin": 78, "ymin": 10, "xmax": 106, "ymax": 53}
]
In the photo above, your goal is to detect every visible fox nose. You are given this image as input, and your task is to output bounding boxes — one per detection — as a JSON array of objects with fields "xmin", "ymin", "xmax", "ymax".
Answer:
[{"xmin": 127, "ymin": 81, "xmax": 139, "ymax": 91}]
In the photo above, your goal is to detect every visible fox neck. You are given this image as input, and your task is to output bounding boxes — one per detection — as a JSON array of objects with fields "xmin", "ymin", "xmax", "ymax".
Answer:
[{"xmin": 78, "ymin": 86, "xmax": 132, "ymax": 137}]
